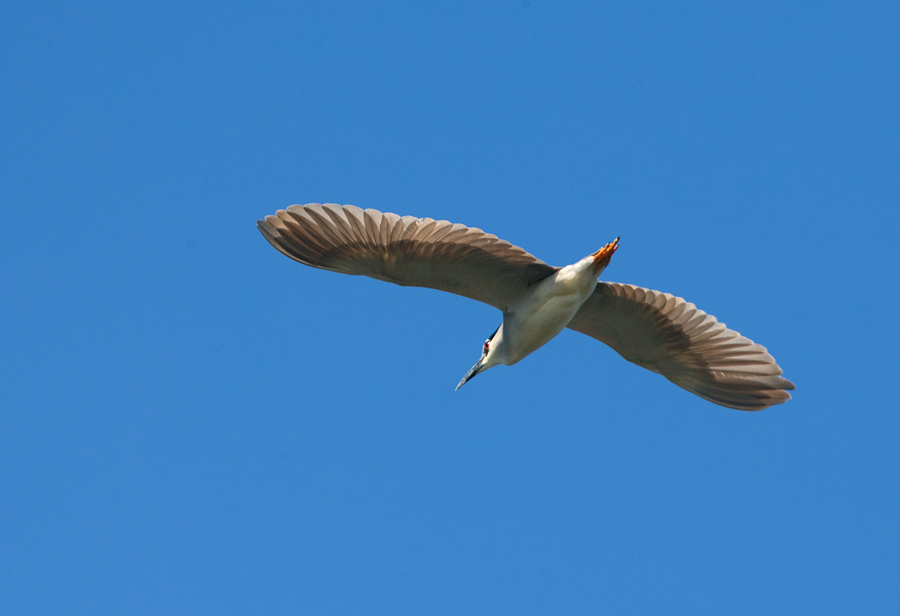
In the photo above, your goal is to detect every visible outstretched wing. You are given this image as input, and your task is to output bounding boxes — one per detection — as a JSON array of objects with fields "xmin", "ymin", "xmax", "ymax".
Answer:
[
  {"xmin": 258, "ymin": 203, "xmax": 556, "ymax": 311},
  {"xmin": 566, "ymin": 283, "xmax": 795, "ymax": 410}
]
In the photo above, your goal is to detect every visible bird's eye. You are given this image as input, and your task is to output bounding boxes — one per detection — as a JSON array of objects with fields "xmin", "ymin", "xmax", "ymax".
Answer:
[{"xmin": 483, "ymin": 340, "xmax": 490, "ymax": 354}]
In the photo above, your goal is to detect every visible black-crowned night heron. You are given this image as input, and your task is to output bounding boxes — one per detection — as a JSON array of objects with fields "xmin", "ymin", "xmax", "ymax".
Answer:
[{"xmin": 258, "ymin": 203, "xmax": 794, "ymax": 410}]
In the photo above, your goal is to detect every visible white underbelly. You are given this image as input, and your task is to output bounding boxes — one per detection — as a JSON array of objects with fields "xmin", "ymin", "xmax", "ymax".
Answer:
[{"xmin": 503, "ymin": 293, "xmax": 584, "ymax": 365}]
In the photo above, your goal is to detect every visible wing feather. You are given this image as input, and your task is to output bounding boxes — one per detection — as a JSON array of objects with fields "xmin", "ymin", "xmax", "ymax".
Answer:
[
  {"xmin": 258, "ymin": 203, "xmax": 555, "ymax": 310},
  {"xmin": 567, "ymin": 282, "xmax": 794, "ymax": 411}
]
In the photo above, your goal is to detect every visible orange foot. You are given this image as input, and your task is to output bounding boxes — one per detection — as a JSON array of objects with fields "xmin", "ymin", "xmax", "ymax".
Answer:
[{"xmin": 591, "ymin": 236, "xmax": 620, "ymax": 273}]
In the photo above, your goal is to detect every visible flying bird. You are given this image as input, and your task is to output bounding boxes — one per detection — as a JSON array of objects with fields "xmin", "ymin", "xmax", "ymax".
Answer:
[{"xmin": 258, "ymin": 203, "xmax": 794, "ymax": 410}]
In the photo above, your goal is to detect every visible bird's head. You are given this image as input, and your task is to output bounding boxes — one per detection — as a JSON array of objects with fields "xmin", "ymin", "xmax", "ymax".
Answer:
[{"xmin": 455, "ymin": 325, "xmax": 503, "ymax": 391}]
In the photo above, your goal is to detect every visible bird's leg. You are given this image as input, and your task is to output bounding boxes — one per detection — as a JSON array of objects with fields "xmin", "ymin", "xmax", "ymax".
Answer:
[{"xmin": 591, "ymin": 236, "xmax": 620, "ymax": 274}]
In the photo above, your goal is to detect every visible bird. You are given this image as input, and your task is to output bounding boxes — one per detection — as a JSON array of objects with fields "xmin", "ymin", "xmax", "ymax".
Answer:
[{"xmin": 257, "ymin": 203, "xmax": 794, "ymax": 410}]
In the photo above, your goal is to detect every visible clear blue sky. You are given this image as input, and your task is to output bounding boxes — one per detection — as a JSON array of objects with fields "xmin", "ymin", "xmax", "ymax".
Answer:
[{"xmin": 2, "ymin": 1, "xmax": 898, "ymax": 613}]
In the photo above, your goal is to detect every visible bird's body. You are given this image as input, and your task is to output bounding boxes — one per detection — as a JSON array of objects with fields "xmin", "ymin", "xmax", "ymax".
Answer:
[
  {"xmin": 488, "ymin": 246, "xmax": 612, "ymax": 367},
  {"xmin": 258, "ymin": 203, "xmax": 794, "ymax": 410}
]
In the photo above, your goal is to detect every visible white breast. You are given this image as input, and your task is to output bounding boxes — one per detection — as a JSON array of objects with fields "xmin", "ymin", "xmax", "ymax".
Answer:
[{"xmin": 499, "ymin": 257, "xmax": 599, "ymax": 365}]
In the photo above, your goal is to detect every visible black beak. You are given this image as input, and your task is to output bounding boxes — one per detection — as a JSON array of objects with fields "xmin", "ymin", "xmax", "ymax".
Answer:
[{"xmin": 455, "ymin": 359, "xmax": 484, "ymax": 391}]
